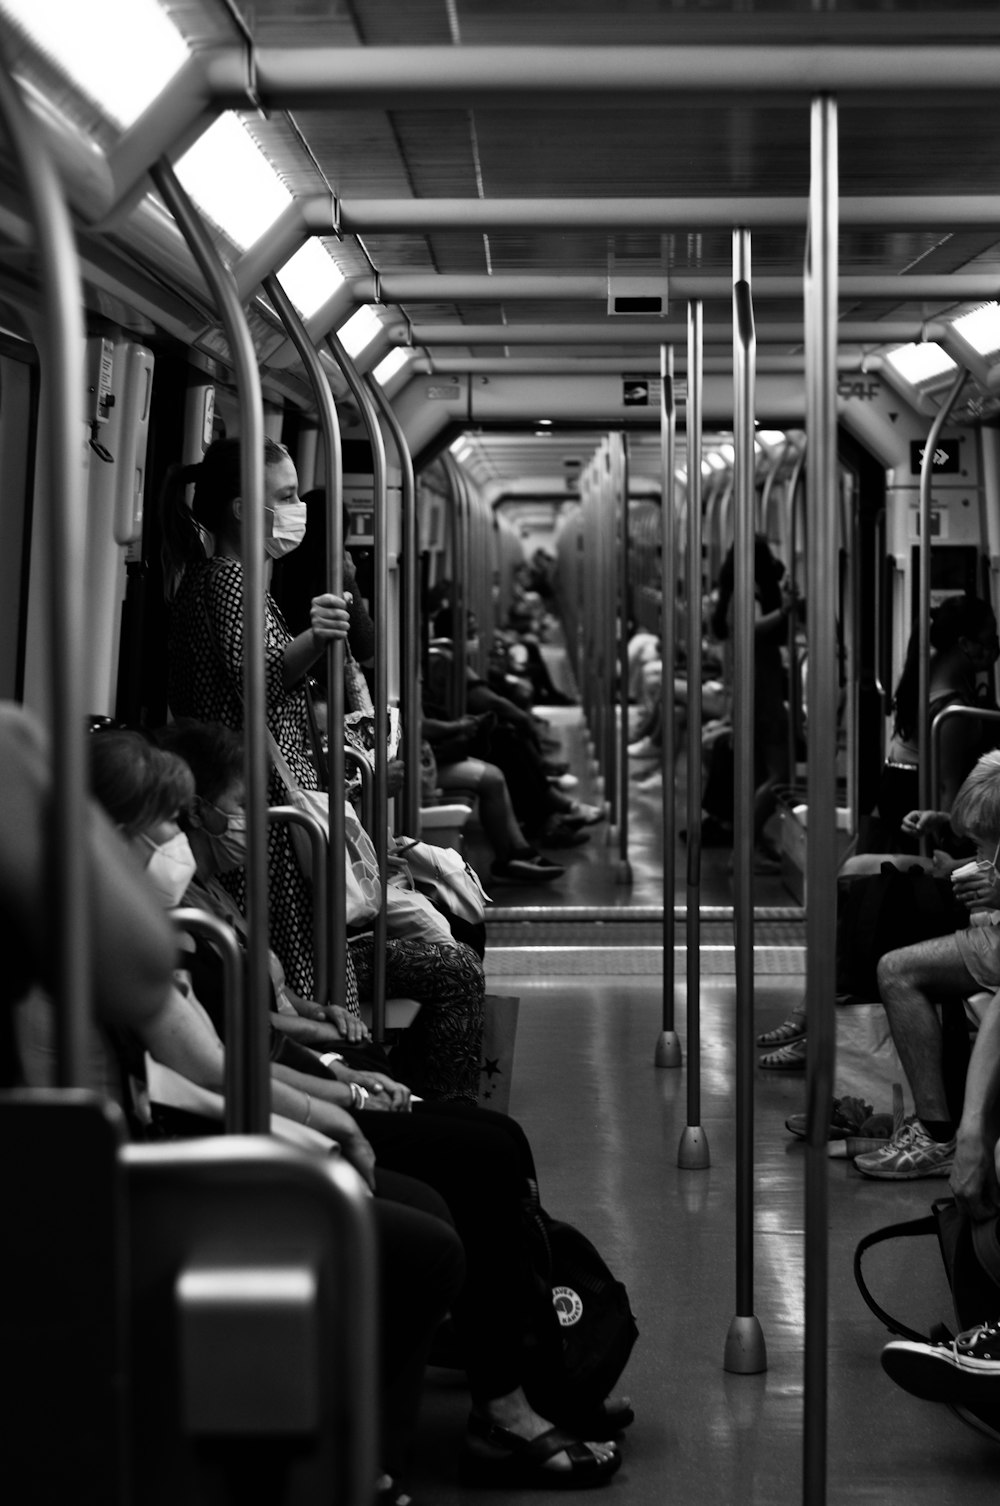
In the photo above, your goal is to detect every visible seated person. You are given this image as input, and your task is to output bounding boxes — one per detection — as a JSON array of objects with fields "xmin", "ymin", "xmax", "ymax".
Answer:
[
  {"xmin": 158, "ymin": 719, "xmax": 487, "ymax": 1105},
  {"xmin": 89, "ymin": 722, "xmax": 628, "ymax": 1490},
  {"xmin": 849, "ymin": 751, "xmax": 1000, "ymax": 1179}
]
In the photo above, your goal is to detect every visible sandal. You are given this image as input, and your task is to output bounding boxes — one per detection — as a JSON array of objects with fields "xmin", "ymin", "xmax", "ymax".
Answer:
[
  {"xmin": 554, "ymin": 1398, "xmax": 635, "ymax": 1441},
  {"xmin": 461, "ymin": 1415, "xmax": 621, "ymax": 1490},
  {"xmin": 756, "ymin": 1015, "xmax": 807, "ymax": 1049},
  {"xmin": 759, "ymin": 1036, "xmax": 807, "ymax": 1070}
]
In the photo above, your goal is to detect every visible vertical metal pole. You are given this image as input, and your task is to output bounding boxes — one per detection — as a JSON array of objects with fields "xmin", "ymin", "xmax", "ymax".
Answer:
[
  {"xmin": 262, "ymin": 275, "xmax": 347, "ymax": 1011},
  {"xmin": 917, "ymin": 369, "xmax": 968, "ymax": 816},
  {"xmin": 153, "ymin": 160, "xmax": 270, "ymax": 1134},
  {"xmin": 605, "ymin": 441, "xmax": 619, "ymax": 827},
  {"xmin": 617, "ymin": 435, "xmax": 632, "ymax": 880},
  {"xmin": 785, "ymin": 444, "xmax": 808, "ymax": 786},
  {"xmin": 679, "ymin": 306, "xmax": 711, "ymax": 1164},
  {"xmin": 450, "ymin": 459, "xmax": 471, "ymax": 717},
  {"xmin": 725, "ymin": 228, "xmax": 767, "ymax": 1374},
  {"xmin": 802, "ymin": 94, "xmax": 839, "ymax": 1506},
  {"xmin": 657, "ymin": 347, "xmax": 681, "ymax": 1063},
  {"xmin": 367, "ymin": 375, "xmax": 421, "ymax": 835},
  {"xmin": 326, "ymin": 333, "xmax": 389, "ymax": 1043},
  {"xmin": 0, "ymin": 51, "xmax": 89, "ymax": 1084}
]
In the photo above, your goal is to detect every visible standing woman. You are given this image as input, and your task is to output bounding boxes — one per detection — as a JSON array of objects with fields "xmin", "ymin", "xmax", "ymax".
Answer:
[{"xmin": 161, "ymin": 436, "xmax": 350, "ymax": 999}]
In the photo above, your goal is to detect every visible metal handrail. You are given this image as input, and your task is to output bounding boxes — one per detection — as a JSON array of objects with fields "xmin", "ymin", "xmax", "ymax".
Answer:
[
  {"xmin": 656, "ymin": 343, "xmax": 680, "ymax": 1066},
  {"xmin": 261, "ymin": 274, "xmax": 348, "ymax": 1020},
  {"xmin": 679, "ymin": 302, "xmax": 709, "ymax": 1164},
  {"xmin": 0, "ymin": 42, "xmax": 89, "ymax": 1083},
  {"xmin": 325, "ymin": 333, "xmax": 389, "ymax": 1043},
  {"xmin": 171, "ymin": 908, "xmax": 246, "ymax": 1133},
  {"xmin": 345, "ymin": 746, "xmax": 375, "ymax": 834},
  {"xmin": 917, "ymin": 367, "xmax": 969, "ymax": 816},
  {"xmin": 366, "ymin": 374, "xmax": 421, "ymax": 835},
  {"xmin": 931, "ymin": 704, "xmax": 1000, "ymax": 811},
  {"xmin": 802, "ymin": 94, "xmax": 839, "ymax": 1506},
  {"xmin": 151, "ymin": 158, "xmax": 271, "ymax": 1134},
  {"xmin": 267, "ymin": 805, "xmax": 329, "ymax": 1009},
  {"xmin": 725, "ymin": 229, "xmax": 765, "ymax": 1375}
]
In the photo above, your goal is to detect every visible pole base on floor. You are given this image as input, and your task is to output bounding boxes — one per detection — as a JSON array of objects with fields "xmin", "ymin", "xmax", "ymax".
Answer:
[
  {"xmin": 615, "ymin": 859, "xmax": 632, "ymax": 885},
  {"xmin": 723, "ymin": 1314, "xmax": 767, "ymax": 1374},
  {"xmin": 677, "ymin": 1123, "xmax": 710, "ymax": 1169},
  {"xmin": 654, "ymin": 1029, "xmax": 682, "ymax": 1067}
]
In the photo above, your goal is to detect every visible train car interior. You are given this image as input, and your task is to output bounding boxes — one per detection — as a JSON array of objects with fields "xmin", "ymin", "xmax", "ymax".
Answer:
[{"xmin": 3, "ymin": 2, "xmax": 1000, "ymax": 1503}]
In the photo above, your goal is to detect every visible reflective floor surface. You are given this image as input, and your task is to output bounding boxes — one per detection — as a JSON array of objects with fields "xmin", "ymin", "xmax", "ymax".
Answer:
[
  {"xmin": 408, "ymin": 977, "xmax": 998, "ymax": 1505},
  {"xmin": 406, "ymin": 684, "xmax": 996, "ymax": 1503}
]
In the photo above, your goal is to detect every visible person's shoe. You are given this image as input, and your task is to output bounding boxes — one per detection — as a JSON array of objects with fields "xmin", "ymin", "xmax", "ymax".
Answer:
[
  {"xmin": 881, "ymin": 1322, "xmax": 1000, "ymax": 1409},
  {"xmin": 758, "ymin": 1015, "xmax": 807, "ymax": 1049},
  {"xmin": 559, "ymin": 801, "xmax": 604, "ymax": 827},
  {"xmin": 547, "ymin": 772, "xmax": 580, "ymax": 791},
  {"xmin": 537, "ymin": 824, "xmax": 590, "ymax": 849},
  {"xmin": 635, "ymin": 769, "xmax": 663, "ymax": 791},
  {"xmin": 759, "ymin": 1036, "xmax": 807, "ymax": 1070},
  {"xmin": 627, "ymin": 736, "xmax": 660, "ymax": 760},
  {"xmin": 491, "ymin": 855, "xmax": 564, "ymax": 883},
  {"xmin": 785, "ymin": 1094, "xmax": 875, "ymax": 1141},
  {"xmin": 854, "ymin": 1118, "xmax": 956, "ymax": 1180}
]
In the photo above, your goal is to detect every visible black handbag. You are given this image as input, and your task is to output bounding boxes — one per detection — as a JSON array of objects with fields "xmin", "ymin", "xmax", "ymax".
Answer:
[{"xmin": 854, "ymin": 1197, "xmax": 1000, "ymax": 1438}]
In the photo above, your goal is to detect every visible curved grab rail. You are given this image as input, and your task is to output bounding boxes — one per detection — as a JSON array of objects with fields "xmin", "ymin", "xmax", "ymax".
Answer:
[
  {"xmin": 261, "ymin": 273, "xmax": 348, "ymax": 1016},
  {"xmin": 151, "ymin": 158, "xmax": 270, "ymax": 1136},
  {"xmin": 267, "ymin": 805, "xmax": 329, "ymax": 1009},
  {"xmin": 930, "ymin": 704, "xmax": 1000, "ymax": 812},
  {"xmin": 917, "ymin": 366, "xmax": 969, "ymax": 815},
  {"xmin": 171, "ymin": 908, "xmax": 246, "ymax": 1133},
  {"xmin": 0, "ymin": 42, "xmax": 89, "ymax": 1082},
  {"xmin": 366, "ymin": 375, "xmax": 421, "ymax": 835},
  {"xmin": 325, "ymin": 333, "xmax": 389, "ymax": 1043},
  {"xmin": 344, "ymin": 746, "xmax": 375, "ymax": 834}
]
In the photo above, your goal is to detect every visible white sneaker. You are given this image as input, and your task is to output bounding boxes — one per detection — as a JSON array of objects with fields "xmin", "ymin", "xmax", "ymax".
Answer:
[{"xmin": 627, "ymin": 736, "xmax": 659, "ymax": 760}]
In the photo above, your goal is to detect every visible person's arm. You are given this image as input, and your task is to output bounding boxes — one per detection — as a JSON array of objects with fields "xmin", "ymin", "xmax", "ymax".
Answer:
[
  {"xmin": 343, "ymin": 551, "xmax": 376, "ymax": 664},
  {"xmin": 142, "ymin": 980, "xmax": 377, "ymax": 1186},
  {"xmin": 951, "ymin": 990, "xmax": 1000, "ymax": 1221}
]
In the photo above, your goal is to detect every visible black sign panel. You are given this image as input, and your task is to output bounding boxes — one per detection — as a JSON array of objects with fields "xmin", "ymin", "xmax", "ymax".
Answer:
[{"xmin": 910, "ymin": 438, "xmax": 961, "ymax": 476}]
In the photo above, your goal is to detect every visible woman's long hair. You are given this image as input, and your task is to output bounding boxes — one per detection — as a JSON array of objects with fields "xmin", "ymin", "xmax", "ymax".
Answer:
[
  {"xmin": 891, "ymin": 592, "xmax": 996, "ymax": 740},
  {"xmin": 159, "ymin": 434, "xmax": 289, "ymax": 598},
  {"xmin": 710, "ymin": 534, "xmax": 785, "ymax": 641}
]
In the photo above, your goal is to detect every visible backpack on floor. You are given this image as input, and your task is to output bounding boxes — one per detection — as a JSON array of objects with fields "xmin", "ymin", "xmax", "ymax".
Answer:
[
  {"xmin": 854, "ymin": 1198, "xmax": 1000, "ymax": 1440},
  {"xmin": 521, "ymin": 1201, "xmax": 639, "ymax": 1420}
]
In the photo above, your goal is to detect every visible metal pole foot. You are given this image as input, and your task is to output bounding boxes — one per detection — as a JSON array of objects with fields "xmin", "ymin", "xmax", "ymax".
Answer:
[
  {"xmin": 723, "ymin": 1314, "xmax": 767, "ymax": 1374},
  {"xmin": 654, "ymin": 1030, "xmax": 682, "ymax": 1067},
  {"xmin": 614, "ymin": 859, "xmax": 632, "ymax": 885},
  {"xmin": 677, "ymin": 1124, "xmax": 710, "ymax": 1169}
]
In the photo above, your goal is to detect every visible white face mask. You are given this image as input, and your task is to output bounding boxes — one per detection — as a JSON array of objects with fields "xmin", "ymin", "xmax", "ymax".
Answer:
[
  {"xmin": 264, "ymin": 500, "xmax": 307, "ymax": 559},
  {"xmin": 141, "ymin": 831, "xmax": 198, "ymax": 909}
]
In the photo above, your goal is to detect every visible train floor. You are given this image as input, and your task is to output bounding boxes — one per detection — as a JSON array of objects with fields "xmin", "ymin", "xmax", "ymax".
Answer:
[{"xmin": 404, "ymin": 677, "xmax": 998, "ymax": 1504}]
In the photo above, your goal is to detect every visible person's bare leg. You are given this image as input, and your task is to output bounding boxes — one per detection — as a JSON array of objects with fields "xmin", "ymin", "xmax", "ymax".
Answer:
[{"xmin": 876, "ymin": 934, "xmax": 978, "ymax": 1124}]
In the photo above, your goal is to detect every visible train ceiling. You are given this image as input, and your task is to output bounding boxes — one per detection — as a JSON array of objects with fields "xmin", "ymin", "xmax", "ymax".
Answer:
[{"xmin": 0, "ymin": 0, "xmax": 1000, "ymax": 503}]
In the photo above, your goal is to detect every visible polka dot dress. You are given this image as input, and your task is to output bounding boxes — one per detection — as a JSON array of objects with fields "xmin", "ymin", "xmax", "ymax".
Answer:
[{"xmin": 168, "ymin": 557, "xmax": 358, "ymax": 1009}]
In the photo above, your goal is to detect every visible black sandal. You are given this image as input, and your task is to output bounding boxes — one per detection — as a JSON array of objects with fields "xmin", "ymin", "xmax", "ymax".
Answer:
[
  {"xmin": 460, "ymin": 1415, "xmax": 621, "ymax": 1490},
  {"xmin": 553, "ymin": 1398, "xmax": 635, "ymax": 1441}
]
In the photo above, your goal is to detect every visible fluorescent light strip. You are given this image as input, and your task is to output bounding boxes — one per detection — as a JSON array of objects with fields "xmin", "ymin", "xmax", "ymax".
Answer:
[
  {"xmin": 885, "ymin": 341, "xmax": 957, "ymax": 385},
  {"xmin": 277, "ymin": 240, "xmax": 345, "ymax": 320},
  {"xmin": 0, "ymin": 0, "xmax": 189, "ymax": 128},
  {"xmin": 373, "ymin": 347, "xmax": 411, "ymax": 386},
  {"xmin": 951, "ymin": 302, "xmax": 1000, "ymax": 358},
  {"xmin": 175, "ymin": 114, "xmax": 293, "ymax": 251},
  {"xmin": 338, "ymin": 305, "xmax": 384, "ymax": 359}
]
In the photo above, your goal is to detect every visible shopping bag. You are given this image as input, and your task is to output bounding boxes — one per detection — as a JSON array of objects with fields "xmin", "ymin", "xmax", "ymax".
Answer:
[{"xmin": 478, "ymin": 993, "xmax": 520, "ymax": 1111}]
